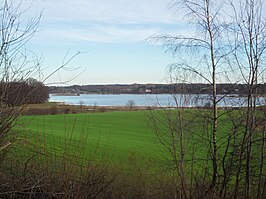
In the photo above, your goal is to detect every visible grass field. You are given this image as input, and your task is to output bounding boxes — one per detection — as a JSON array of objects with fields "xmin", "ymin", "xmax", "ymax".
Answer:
[
  {"xmin": 5, "ymin": 108, "xmax": 264, "ymax": 198},
  {"xmin": 20, "ymin": 111, "xmax": 167, "ymax": 169},
  {"xmin": 18, "ymin": 108, "xmax": 259, "ymax": 171}
]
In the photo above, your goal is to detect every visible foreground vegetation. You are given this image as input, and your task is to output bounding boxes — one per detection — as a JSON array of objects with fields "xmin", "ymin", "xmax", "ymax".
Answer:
[
  {"xmin": 1, "ymin": 110, "xmax": 188, "ymax": 199},
  {"xmin": 1, "ymin": 107, "xmax": 264, "ymax": 198}
]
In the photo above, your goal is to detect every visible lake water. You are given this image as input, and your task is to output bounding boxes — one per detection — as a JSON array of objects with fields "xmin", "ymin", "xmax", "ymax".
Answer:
[{"xmin": 49, "ymin": 94, "xmax": 265, "ymax": 107}]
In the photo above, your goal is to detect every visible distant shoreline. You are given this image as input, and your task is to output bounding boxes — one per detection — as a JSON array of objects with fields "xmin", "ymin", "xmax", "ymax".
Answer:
[
  {"xmin": 50, "ymin": 93, "xmax": 161, "ymax": 96},
  {"xmin": 49, "ymin": 83, "xmax": 266, "ymax": 96},
  {"xmin": 49, "ymin": 93, "xmax": 265, "ymax": 97}
]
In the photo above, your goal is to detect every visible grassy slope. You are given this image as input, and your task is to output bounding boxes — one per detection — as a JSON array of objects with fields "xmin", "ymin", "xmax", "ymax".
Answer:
[
  {"xmin": 22, "ymin": 111, "xmax": 165, "ymax": 168},
  {"xmin": 20, "ymin": 109, "xmax": 245, "ymax": 171}
]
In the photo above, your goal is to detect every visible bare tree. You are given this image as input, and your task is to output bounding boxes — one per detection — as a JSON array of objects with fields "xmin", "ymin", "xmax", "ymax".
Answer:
[
  {"xmin": 0, "ymin": 0, "xmax": 82, "ymax": 153},
  {"xmin": 152, "ymin": 0, "xmax": 227, "ymax": 194},
  {"xmin": 151, "ymin": 0, "xmax": 266, "ymax": 198},
  {"xmin": 0, "ymin": 0, "xmax": 41, "ymax": 152},
  {"xmin": 126, "ymin": 100, "xmax": 135, "ymax": 110},
  {"xmin": 226, "ymin": 0, "xmax": 266, "ymax": 198}
]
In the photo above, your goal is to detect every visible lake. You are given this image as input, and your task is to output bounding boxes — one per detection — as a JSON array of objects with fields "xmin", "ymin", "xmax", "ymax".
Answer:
[{"xmin": 49, "ymin": 94, "xmax": 265, "ymax": 107}]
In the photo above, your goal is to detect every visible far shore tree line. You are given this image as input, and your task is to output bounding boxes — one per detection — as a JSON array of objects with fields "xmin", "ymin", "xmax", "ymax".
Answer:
[
  {"xmin": 0, "ymin": 78, "xmax": 49, "ymax": 106},
  {"xmin": 49, "ymin": 83, "xmax": 266, "ymax": 95}
]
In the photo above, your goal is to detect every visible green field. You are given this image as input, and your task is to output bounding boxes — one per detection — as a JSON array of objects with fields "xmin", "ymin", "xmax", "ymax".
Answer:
[
  {"xmin": 8, "ymin": 108, "xmax": 264, "ymax": 198},
  {"xmin": 21, "ymin": 111, "xmax": 167, "ymax": 168},
  {"xmin": 19, "ymin": 109, "xmax": 256, "ymax": 171}
]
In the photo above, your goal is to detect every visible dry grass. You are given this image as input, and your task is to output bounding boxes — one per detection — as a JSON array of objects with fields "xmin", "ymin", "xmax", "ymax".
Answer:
[{"xmin": 21, "ymin": 102, "xmax": 153, "ymax": 116}]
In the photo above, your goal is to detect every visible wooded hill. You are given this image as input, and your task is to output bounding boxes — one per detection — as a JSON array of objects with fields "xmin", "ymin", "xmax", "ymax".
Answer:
[{"xmin": 49, "ymin": 83, "xmax": 266, "ymax": 95}]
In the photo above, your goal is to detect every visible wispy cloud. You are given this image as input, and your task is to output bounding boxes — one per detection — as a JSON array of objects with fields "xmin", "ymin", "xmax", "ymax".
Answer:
[
  {"xmin": 33, "ymin": 22, "xmax": 191, "ymax": 44},
  {"xmin": 22, "ymin": 0, "xmax": 187, "ymax": 43},
  {"xmin": 27, "ymin": 0, "xmax": 177, "ymax": 24}
]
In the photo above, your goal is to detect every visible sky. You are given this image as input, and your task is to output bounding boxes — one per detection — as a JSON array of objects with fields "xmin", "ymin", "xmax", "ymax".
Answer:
[
  {"xmin": 18, "ymin": 0, "xmax": 186, "ymax": 85},
  {"xmin": 15, "ymin": 0, "xmax": 266, "ymax": 85}
]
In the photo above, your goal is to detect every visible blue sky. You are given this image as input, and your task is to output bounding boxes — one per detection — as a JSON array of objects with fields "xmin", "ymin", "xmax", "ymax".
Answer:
[
  {"xmin": 21, "ymin": 0, "xmax": 188, "ymax": 85},
  {"xmin": 9, "ymin": 0, "xmax": 266, "ymax": 85}
]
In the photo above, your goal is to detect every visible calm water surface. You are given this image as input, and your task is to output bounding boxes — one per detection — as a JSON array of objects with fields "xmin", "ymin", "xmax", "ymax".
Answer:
[{"xmin": 49, "ymin": 94, "xmax": 265, "ymax": 107}]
